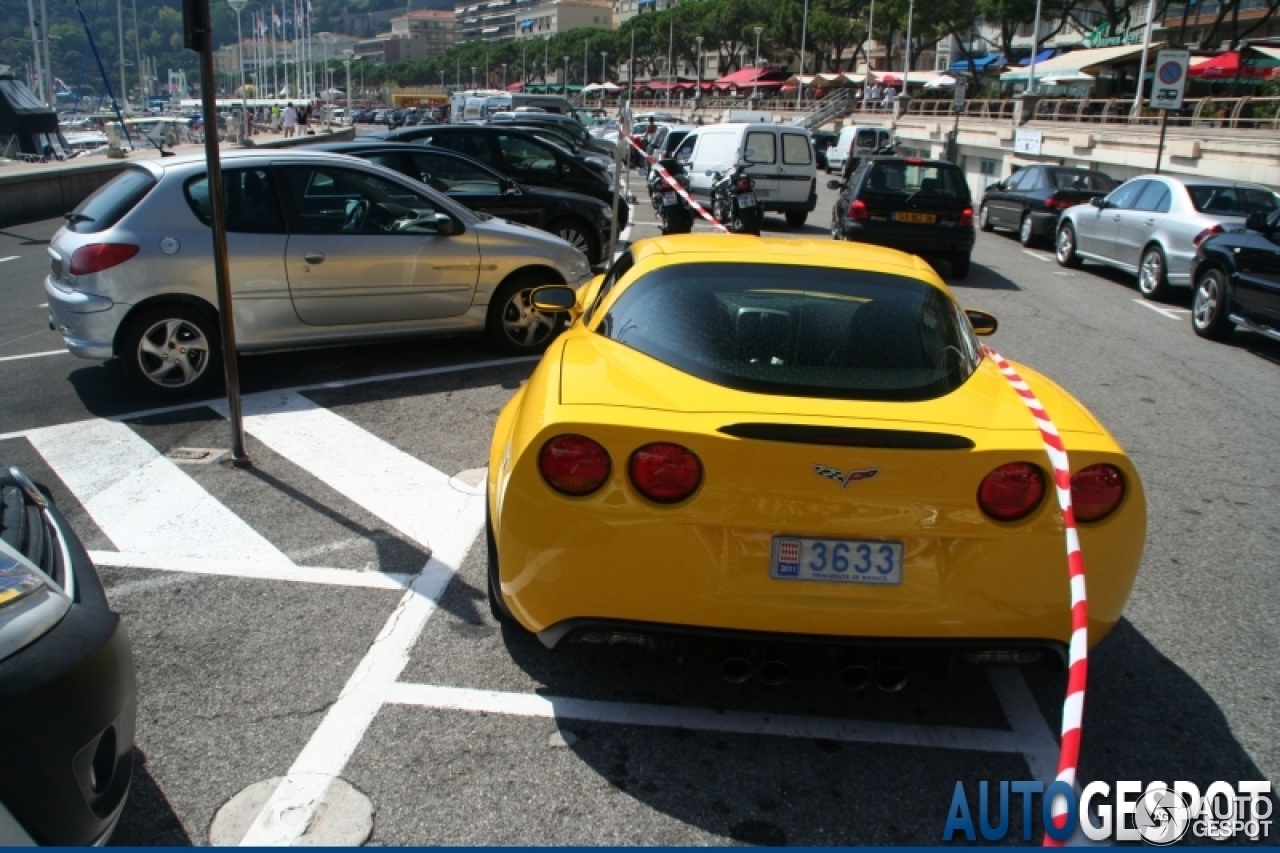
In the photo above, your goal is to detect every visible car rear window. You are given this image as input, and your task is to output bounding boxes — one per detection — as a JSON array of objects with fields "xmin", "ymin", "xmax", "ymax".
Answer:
[
  {"xmin": 1050, "ymin": 170, "xmax": 1114, "ymax": 192},
  {"xmin": 863, "ymin": 162, "xmax": 970, "ymax": 201},
  {"xmin": 595, "ymin": 263, "xmax": 979, "ymax": 402},
  {"xmin": 65, "ymin": 168, "xmax": 156, "ymax": 233},
  {"xmin": 782, "ymin": 134, "xmax": 812, "ymax": 165},
  {"xmin": 1187, "ymin": 185, "xmax": 1279, "ymax": 216}
]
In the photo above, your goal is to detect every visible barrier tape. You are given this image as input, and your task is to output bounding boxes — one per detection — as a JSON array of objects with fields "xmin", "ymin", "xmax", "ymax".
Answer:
[
  {"xmin": 624, "ymin": 135, "xmax": 728, "ymax": 232},
  {"xmin": 981, "ymin": 345, "xmax": 1088, "ymax": 847}
]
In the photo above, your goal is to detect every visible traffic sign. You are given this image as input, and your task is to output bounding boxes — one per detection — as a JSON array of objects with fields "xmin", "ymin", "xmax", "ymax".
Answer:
[
  {"xmin": 1150, "ymin": 49, "xmax": 1190, "ymax": 111},
  {"xmin": 953, "ymin": 79, "xmax": 967, "ymax": 113}
]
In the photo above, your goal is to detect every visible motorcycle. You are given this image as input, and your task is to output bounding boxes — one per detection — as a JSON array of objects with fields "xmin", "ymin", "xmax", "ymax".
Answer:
[
  {"xmin": 648, "ymin": 157, "xmax": 694, "ymax": 235},
  {"xmin": 708, "ymin": 158, "xmax": 763, "ymax": 236}
]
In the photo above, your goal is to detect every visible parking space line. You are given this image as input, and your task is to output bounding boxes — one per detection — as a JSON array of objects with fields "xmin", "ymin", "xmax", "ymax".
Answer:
[
  {"xmin": 0, "ymin": 349, "xmax": 68, "ymax": 364},
  {"xmin": 987, "ymin": 667, "xmax": 1060, "ymax": 783},
  {"xmin": 1132, "ymin": 299, "xmax": 1189, "ymax": 320},
  {"xmin": 0, "ymin": 256, "xmax": 18, "ymax": 264},
  {"xmin": 384, "ymin": 681, "xmax": 1029, "ymax": 755},
  {"xmin": 90, "ymin": 551, "xmax": 416, "ymax": 590},
  {"xmin": 28, "ymin": 418, "xmax": 296, "ymax": 566},
  {"xmin": 209, "ymin": 390, "xmax": 473, "ymax": 551},
  {"xmin": 1023, "ymin": 250, "xmax": 1052, "ymax": 262}
]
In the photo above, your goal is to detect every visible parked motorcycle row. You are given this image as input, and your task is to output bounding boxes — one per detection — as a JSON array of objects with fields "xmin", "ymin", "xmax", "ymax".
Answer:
[{"xmin": 644, "ymin": 154, "xmax": 762, "ymax": 237}]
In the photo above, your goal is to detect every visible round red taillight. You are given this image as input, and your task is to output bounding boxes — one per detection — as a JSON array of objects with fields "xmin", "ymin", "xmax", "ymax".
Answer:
[
  {"xmin": 538, "ymin": 434, "xmax": 611, "ymax": 496},
  {"xmin": 978, "ymin": 462, "xmax": 1046, "ymax": 522},
  {"xmin": 628, "ymin": 442, "xmax": 702, "ymax": 504},
  {"xmin": 1071, "ymin": 464, "xmax": 1125, "ymax": 523}
]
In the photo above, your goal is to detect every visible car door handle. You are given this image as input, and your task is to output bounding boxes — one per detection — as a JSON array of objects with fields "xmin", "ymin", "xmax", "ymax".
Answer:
[{"xmin": 303, "ymin": 251, "xmax": 325, "ymax": 265}]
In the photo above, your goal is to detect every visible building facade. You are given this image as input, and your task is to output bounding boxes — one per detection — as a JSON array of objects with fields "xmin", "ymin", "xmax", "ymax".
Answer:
[
  {"xmin": 515, "ymin": 0, "xmax": 612, "ymax": 40},
  {"xmin": 355, "ymin": 9, "xmax": 457, "ymax": 64},
  {"xmin": 456, "ymin": 0, "xmax": 542, "ymax": 43}
]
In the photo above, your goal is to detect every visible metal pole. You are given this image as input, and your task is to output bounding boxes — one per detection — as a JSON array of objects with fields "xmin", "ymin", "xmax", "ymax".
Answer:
[
  {"xmin": 796, "ymin": 0, "xmax": 809, "ymax": 111},
  {"xmin": 752, "ymin": 26, "xmax": 763, "ymax": 100},
  {"xmin": 1131, "ymin": 0, "xmax": 1156, "ymax": 120},
  {"xmin": 866, "ymin": 0, "xmax": 874, "ymax": 72},
  {"xmin": 132, "ymin": 0, "xmax": 143, "ymax": 99},
  {"xmin": 1153, "ymin": 108, "xmax": 1168, "ymax": 173},
  {"xmin": 192, "ymin": 0, "xmax": 250, "ymax": 466},
  {"xmin": 564, "ymin": 55, "xmax": 570, "ymax": 97},
  {"xmin": 40, "ymin": 0, "xmax": 52, "ymax": 105},
  {"xmin": 1026, "ymin": 0, "xmax": 1043, "ymax": 93},
  {"xmin": 24, "ymin": 0, "xmax": 44, "ymax": 103},
  {"xmin": 601, "ymin": 51, "xmax": 606, "ymax": 85},
  {"xmin": 902, "ymin": 0, "xmax": 913, "ymax": 93},
  {"xmin": 665, "ymin": 17, "xmax": 673, "ymax": 104},
  {"xmin": 695, "ymin": 35, "xmax": 702, "ymax": 114},
  {"xmin": 117, "ymin": 0, "xmax": 129, "ymax": 109}
]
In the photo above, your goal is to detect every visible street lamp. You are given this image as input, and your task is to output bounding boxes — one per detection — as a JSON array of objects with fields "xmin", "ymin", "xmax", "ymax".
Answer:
[
  {"xmin": 343, "ymin": 49, "xmax": 353, "ymax": 126},
  {"xmin": 227, "ymin": 0, "xmax": 247, "ymax": 96},
  {"xmin": 471, "ymin": 66, "xmax": 476, "ymax": 88},
  {"xmin": 796, "ymin": 0, "xmax": 810, "ymax": 112},
  {"xmin": 502, "ymin": 63, "xmax": 508, "ymax": 89},
  {"xmin": 751, "ymin": 26, "xmax": 764, "ymax": 101},
  {"xmin": 695, "ymin": 36, "xmax": 704, "ymax": 104},
  {"xmin": 600, "ymin": 51, "xmax": 607, "ymax": 85},
  {"xmin": 563, "ymin": 55, "xmax": 570, "ymax": 97}
]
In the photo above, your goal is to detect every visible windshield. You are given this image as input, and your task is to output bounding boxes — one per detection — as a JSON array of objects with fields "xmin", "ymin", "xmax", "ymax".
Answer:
[
  {"xmin": 596, "ymin": 263, "xmax": 980, "ymax": 402},
  {"xmin": 1187, "ymin": 185, "xmax": 1279, "ymax": 216}
]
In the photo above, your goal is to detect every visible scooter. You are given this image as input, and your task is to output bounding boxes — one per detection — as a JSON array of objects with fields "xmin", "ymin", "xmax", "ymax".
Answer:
[
  {"xmin": 708, "ymin": 159, "xmax": 763, "ymax": 236},
  {"xmin": 648, "ymin": 157, "xmax": 694, "ymax": 235}
]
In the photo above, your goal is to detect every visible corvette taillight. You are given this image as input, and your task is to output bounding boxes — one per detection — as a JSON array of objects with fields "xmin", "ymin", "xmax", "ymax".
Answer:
[
  {"xmin": 1071, "ymin": 464, "xmax": 1125, "ymax": 522},
  {"xmin": 539, "ymin": 434, "xmax": 611, "ymax": 496},
  {"xmin": 69, "ymin": 243, "xmax": 139, "ymax": 275},
  {"xmin": 848, "ymin": 199, "xmax": 869, "ymax": 220},
  {"xmin": 978, "ymin": 462, "xmax": 1045, "ymax": 522},
  {"xmin": 629, "ymin": 442, "xmax": 702, "ymax": 503}
]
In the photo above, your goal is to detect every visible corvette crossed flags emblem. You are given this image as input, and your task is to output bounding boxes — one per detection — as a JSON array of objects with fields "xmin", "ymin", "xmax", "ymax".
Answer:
[{"xmin": 813, "ymin": 464, "xmax": 881, "ymax": 488}]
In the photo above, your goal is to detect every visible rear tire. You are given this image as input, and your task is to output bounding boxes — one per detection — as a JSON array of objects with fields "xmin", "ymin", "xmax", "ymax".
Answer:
[
  {"xmin": 734, "ymin": 205, "xmax": 762, "ymax": 236},
  {"xmin": 1191, "ymin": 266, "xmax": 1236, "ymax": 341},
  {"xmin": 1138, "ymin": 244, "xmax": 1172, "ymax": 300},
  {"xmin": 547, "ymin": 218, "xmax": 599, "ymax": 265},
  {"xmin": 1019, "ymin": 213, "xmax": 1037, "ymax": 247},
  {"xmin": 485, "ymin": 273, "xmax": 567, "ymax": 354},
  {"xmin": 486, "ymin": 500, "xmax": 516, "ymax": 626},
  {"xmin": 979, "ymin": 204, "xmax": 994, "ymax": 232},
  {"xmin": 785, "ymin": 210, "xmax": 808, "ymax": 228},
  {"xmin": 950, "ymin": 254, "xmax": 971, "ymax": 279},
  {"xmin": 1056, "ymin": 222, "xmax": 1083, "ymax": 268},
  {"xmin": 119, "ymin": 302, "xmax": 222, "ymax": 397}
]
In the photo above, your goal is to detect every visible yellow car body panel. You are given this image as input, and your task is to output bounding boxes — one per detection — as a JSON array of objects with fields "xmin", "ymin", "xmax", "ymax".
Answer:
[{"xmin": 487, "ymin": 236, "xmax": 1146, "ymax": 650}]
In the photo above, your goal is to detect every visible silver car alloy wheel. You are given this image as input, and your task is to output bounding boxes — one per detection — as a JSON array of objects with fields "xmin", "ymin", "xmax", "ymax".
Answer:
[
  {"xmin": 500, "ymin": 285, "xmax": 558, "ymax": 348},
  {"xmin": 979, "ymin": 205, "xmax": 990, "ymax": 230},
  {"xmin": 1056, "ymin": 226, "xmax": 1074, "ymax": 262},
  {"xmin": 1193, "ymin": 271, "xmax": 1222, "ymax": 329},
  {"xmin": 1139, "ymin": 249, "xmax": 1163, "ymax": 295},
  {"xmin": 1020, "ymin": 215, "xmax": 1033, "ymax": 245},
  {"xmin": 137, "ymin": 318, "xmax": 210, "ymax": 388}
]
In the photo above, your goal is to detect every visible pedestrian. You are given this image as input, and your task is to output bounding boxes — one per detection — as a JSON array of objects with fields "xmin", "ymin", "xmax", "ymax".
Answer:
[
  {"xmin": 882, "ymin": 85, "xmax": 897, "ymax": 112},
  {"xmin": 866, "ymin": 81, "xmax": 882, "ymax": 110},
  {"xmin": 281, "ymin": 102, "xmax": 297, "ymax": 138}
]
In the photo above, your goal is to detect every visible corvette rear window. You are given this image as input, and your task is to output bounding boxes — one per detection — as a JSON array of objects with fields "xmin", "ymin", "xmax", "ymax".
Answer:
[{"xmin": 596, "ymin": 263, "xmax": 980, "ymax": 401}]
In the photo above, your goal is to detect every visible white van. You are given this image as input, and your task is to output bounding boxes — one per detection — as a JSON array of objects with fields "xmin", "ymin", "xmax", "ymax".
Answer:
[
  {"xmin": 450, "ymin": 90, "xmax": 580, "ymax": 123},
  {"xmin": 674, "ymin": 123, "xmax": 818, "ymax": 227},
  {"xmin": 825, "ymin": 125, "xmax": 893, "ymax": 174}
]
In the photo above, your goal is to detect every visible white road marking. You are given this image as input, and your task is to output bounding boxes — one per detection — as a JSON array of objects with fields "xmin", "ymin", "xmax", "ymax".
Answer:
[
  {"xmin": 1023, "ymin": 250, "xmax": 1052, "ymax": 262},
  {"xmin": 0, "ymin": 349, "xmax": 68, "ymax": 364},
  {"xmin": 231, "ymin": 396, "xmax": 485, "ymax": 846},
  {"xmin": 0, "ymin": 355, "xmax": 538, "ymax": 443},
  {"xmin": 1053, "ymin": 272, "xmax": 1075, "ymax": 277},
  {"xmin": 91, "ymin": 551, "xmax": 416, "ymax": 590},
  {"xmin": 37, "ymin": 303, "xmax": 48, "ymax": 307},
  {"xmin": 0, "ymin": 256, "xmax": 18, "ymax": 264},
  {"xmin": 28, "ymin": 419, "xmax": 294, "ymax": 566},
  {"xmin": 209, "ymin": 390, "xmax": 474, "ymax": 552},
  {"xmin": 987, "ymin": 667, "xmax": 1060, "ymax": 783},
  {"xmin": 1132, "ymin": 298, "xmax": 1188, "ymax": 320}
]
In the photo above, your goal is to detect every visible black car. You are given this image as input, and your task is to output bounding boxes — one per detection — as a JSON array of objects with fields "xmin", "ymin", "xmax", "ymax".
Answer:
[
  {"xmin": 384, "ymin": 124, "xmax": 628, "ymax": 227},
  {"xmin": 1190, "ymin": 208, "xmax": 1280, "ymax": 342},
  {"xmin": 979, "ymin": 165, "xmax": 1116, "ymax": 247},
  {"xmin": 0, "ymin": 463, "xmax": 136, "ymax": 845},
  {"xmin": 811, "ymin": 130, "xmax": 839, "ymax": 171},
  {"xmin": 829, "ymin": 156, "xmax": 976, "ymax": 278},
  {"xmin": 315, "ymin": 141, "xmax": 613, "ymax": 264},
  {"xmin": 486, "ymin": 112, "xmax": 614, "ymax": 157}
]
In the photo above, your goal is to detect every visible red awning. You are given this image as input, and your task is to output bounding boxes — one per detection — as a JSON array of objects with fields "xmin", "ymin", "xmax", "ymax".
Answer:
[
  {"xmin": 1188, "ymin": 52, "xmax": 1267, "ymax": 79},
  {"xmin": 507, "ymin": 81, "xmax": 524, "ymax": 91},
  {"xmin": 712, "ymin": 67, "xmax": 791, "ymax": 88}
]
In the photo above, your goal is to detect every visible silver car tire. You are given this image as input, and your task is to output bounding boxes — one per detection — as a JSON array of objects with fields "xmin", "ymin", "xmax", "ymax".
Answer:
[
  {"xmin": 121, "ymin": 303, "xmax": 221, "ymax": 396},
  {"xmin": 1192, "ymin": 267, "xmax": 1235, "ymax": 341},
  {"xmin": 979, "ymin": 204, "xmax": 993, "ymax": 233},
  {"xmin": 1056, "ymin": 223, "xmax": 1082, "ymax": 268},
  {"xmin": 486, "ymin": 275, "xmax": 566, "ymax": 354},
  {"xmin": 1138, "ymin": 245, "xmax": 1171, "ymax": 300}
]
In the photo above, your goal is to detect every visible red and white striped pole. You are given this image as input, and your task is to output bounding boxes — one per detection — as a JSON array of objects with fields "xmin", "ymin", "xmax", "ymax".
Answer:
[
  {"xmin": 626, "ymin": 135, "xmax": 727, "ymax": 232},
  {"xmin": 981, "ymin": 345, "xmax": 1088, "ymax": 847}
]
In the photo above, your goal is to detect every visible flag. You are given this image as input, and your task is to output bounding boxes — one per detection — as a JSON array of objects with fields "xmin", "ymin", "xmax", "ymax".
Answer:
[{"xmin": 273, "ymin": 8, "xmax": 281, "ymax": 31}]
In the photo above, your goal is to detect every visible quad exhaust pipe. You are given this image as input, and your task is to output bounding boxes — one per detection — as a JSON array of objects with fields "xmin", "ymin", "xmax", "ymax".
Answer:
[{"xmin": 717, "ymin": 654, "xmax": 906, "ymax": 692}]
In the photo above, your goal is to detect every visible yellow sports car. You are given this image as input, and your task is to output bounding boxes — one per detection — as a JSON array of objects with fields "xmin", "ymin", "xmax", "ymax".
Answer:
[{"xmin": 486, "ymin": 236, "xmax": 1145, "ymax": 665}]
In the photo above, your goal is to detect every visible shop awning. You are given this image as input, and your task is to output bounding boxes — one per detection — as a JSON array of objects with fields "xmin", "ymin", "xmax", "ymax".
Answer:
[
  {"xmin": 948, "ymin": 54, "xmax": 1006, "ymax": 73},
  {"xmin": 1020, "ymin": 48, "xmax": 1057, "ymax": 66},
  {"xmin": 1000, "ymin": 43, "xmax": 1158, "ymax": 82},
  {"xmin": 1189, "ymin": 51, "xmax": 1269, "ymax": 78}
]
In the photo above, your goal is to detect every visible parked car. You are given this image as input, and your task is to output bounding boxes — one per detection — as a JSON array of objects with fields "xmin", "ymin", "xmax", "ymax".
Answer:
[
  {"xmin": 652, "ymin": 124, "xmax": 695, "ymax": 161},
  {"xmin": 0, "ymin": 462, "xmax": 136, "ymax": 845},
  {"xmin": 825, "ymin": 125, "xmax": 893, "ymax": 174},
  {"xmin": 486, "ymin": 112, "xmax": 615, "ymax": 157},
  {"xmin": 829, "ymin": 156, "xmax": 976, "ymax": 278},
  {"xmin": 486, "ymin": 236, "xmax": 1145, "ymax": 663},
  {"xmin": 44, "ymin": 150, "xmax": 594, "ymax": 396},
  {"xmin": 811, "ymin": 130, "xmax": 839, "ymax": 171},
  {"xmin": 979, "ymin": 166, "xmax": 1117, "ymax": 246},
  {"xmin": 384, "ymin": 124, "xmax": 629, "ymax": 227},
  {"xmin": 1055, "ymin": 175, "xmax": 1280, "ymax": 299},
  {"xmin": 1189, "ymin": 208, "xmax": 1280, "ymax": 342},
  {"xmin": 673, "ymin": 122, "xmax": 818, "ymax": 228},
  {"xmin": 315, "ymin": 141, "xmax": 613, "ymax": 265}
]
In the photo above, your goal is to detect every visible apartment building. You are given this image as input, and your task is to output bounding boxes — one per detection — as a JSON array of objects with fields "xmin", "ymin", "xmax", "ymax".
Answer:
[{"xmin": 515, "ymin": 0, "xmax": 612, "ymax": 40}]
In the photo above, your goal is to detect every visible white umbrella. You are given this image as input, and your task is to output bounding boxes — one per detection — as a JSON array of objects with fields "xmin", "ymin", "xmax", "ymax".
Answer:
[{"xmin": 924, "ymin": 74, "xmax": 958, "ymax": 89}]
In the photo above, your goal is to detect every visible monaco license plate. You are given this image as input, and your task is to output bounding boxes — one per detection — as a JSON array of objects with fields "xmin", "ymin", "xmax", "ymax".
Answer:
[
  {"xmin": 737, "ymin": 193, "xmax": 757, "ymax": 208},
  {"xmin": 662, "ymin": 191, "xmax": 679, "ymax": 205},
  {"xmin": 771, "ymin": 536, "xmax": 903, "ymax": 585},
  {"xmin": 894, "ymin": 211, "xmax": 936, "ymax": 224}
]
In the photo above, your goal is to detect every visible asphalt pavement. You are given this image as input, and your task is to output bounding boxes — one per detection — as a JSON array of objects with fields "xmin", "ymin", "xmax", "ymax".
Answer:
[{"xmin": 0, "ymin": 174, "xmax": 1276, "ymax": 844}]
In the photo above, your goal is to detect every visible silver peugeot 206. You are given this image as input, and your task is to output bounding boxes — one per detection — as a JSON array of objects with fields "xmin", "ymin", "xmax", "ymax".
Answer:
[{"xmin": 44, "ymin": 149, "xmax": 595, "ymax": 397}]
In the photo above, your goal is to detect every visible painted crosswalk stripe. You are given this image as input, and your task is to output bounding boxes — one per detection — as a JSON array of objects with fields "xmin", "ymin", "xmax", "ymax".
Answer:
[{"xmin": 27, "ymin": 418, "xmax": 295, "ymax": 566}]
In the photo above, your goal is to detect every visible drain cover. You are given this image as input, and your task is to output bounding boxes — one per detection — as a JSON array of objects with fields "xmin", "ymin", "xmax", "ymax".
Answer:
[
  {"xmin": 166, "ymin": 447, "xmax": 226, "ymax": 464},
  {"xmin": 209, "ymin": 775, "xmax": 374, "ymax": 846}
]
